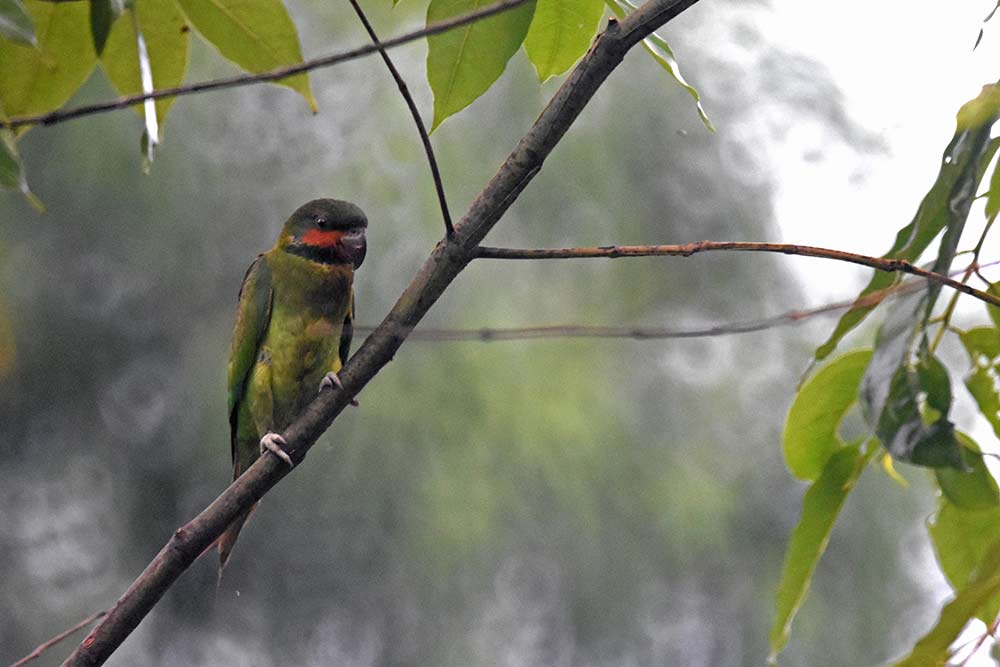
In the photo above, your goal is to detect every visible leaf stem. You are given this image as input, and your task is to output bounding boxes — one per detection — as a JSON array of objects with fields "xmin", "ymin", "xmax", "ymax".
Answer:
[{"xmin": 346, "ymin": 0, "xmax": 454, "ymax": 237}]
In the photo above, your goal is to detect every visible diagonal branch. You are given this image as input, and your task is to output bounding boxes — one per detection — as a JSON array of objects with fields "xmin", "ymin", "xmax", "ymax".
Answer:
[
  {"xmin": 476, "ymin": 242, "xmax": 1000, "ymax": 308},
  {"xmin": 60, "ymin": 1, "xmax": 703, "ymax": 665},
  {"xmin": 0, "ymin": 0, "xmax": 530, "ymax": 131},
  {"xmin": 347, "ymin": 0, "xmax": 454, "ymax": 237}
]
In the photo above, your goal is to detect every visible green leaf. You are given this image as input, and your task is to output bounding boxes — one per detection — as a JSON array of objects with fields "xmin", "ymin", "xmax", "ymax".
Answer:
[
  {"xmin": 966, "ymin": 366, "xmax": 1000, "ymax": 439},
  {"xmin": 101, "ymin": 0, "xmax": 188, "ymax": 130},
  {"xmin": 985, "ymin": 146, "xmax": 1000, "ymax": 220},
  {"xmin": 861, "ymin": 287, "xmax": 961, "ymax": 468},
  {"xmin": 0, "ymin": 0, "xmax": 35, "ymax": 47},
  {"xmin": 987, "ymin": 284, "xmax": 1000, "ymax": 330},
  {"xmin": 768, "ymin": 444, "xmax": 869, "ymax": 665},
  {"xmin": 90, "ymin": 0, "xmax": 125, "ymax": 55},
  {"xmin": 523, "ymin": 0, "xmax": 603, "ymax": 82},
  {"xmin": 782, "ymin": 349, "xmax": 871, "ymax": 481},
  {"xmin": 931, "ymin": 500, "xmax": 1000, "ymax": 604},
  {"xmin": 174, "ymin": 0, "xmax": 315, "ymax": 112},
  {"xmin": 0, "ymin": 128, "xmax": 42, "ymax": 210},
  {"xmin": 918, "ymin": 353, "xmax": 952, "ymax": 418},
  {"xmin": 960, "ymin": 327, "xmax": 1000, "ymax": 440},
  {"xmin": 874, "ymin": 366, "xmax": 960, "ymax": 469},
  {"xmin": 935, "ymin": 434, "xmax": 1000, "ymax": 511},
  {"xmin": 606, "ymin": 0, "xmax": 712, "ymax": 131},
  {"xmin": 815, "ymin": 86, "xmax": 1000, "ymax": 361},
  {"xmin": 960, "ymin": 326, "xmax": 1000, "ymax": 361},
  {"xmin": 0, "ymin": 0, "xmax": 97, "ymax": 130},
  {"xmin": 427, "ymin": 0, "xmax": 536, "ymax": 130},
  {"xmin": 904, "ymin": 509, "xmax": 1000, "ymax": 665}
]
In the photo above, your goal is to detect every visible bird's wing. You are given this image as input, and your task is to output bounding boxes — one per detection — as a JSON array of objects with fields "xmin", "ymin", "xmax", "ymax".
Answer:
[
  {"xmin": 227, "ymin": 254, "xmax": 274, "ymax": 465},
  {"xmin": 338, "ymin": 287, "xmax": 354, "ymax": 370}
]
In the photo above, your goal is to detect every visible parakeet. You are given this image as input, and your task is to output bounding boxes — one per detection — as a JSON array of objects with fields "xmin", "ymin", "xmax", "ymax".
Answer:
[{"xmin": 218, "ymin": 198, "xmax": 367, "ymax": 570}]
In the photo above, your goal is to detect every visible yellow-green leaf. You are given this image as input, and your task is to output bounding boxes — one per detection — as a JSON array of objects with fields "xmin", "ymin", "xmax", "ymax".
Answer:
[
  {"xmin": 985, "ymin": 143, "xmax": 1000, "ymax": 220},
  {"xmin": 174, "ymin": 0, "xmax": 315, "ymax": 112},
  {"xmin": 960, "ymin": 326, "xmax": 1000, "ymax": 361},
  {"xmin": 427, "ymin": 0, "xmax": 536, "ymax": 130},
  {"xmin": 769, "ymin": 444, "xmax": 869, "ymax": 665},
  {"xmin": 935, "ymin": 434, "xmax": 1000, "ymax": 511},
  {"xmin": 782, "ymin": 349, "xmax": 871, "ymax": 481},
  {"xmin": 986, "ymin": 284, "xmax": 1000, "ymax": 331},
  {"xmin": 929, "ymin": 497, "xmax": 1000, "ymax": 624},
  {"xmin": 100, "ymin": 0, "xmax": 189, "ymax": 129},
  {"xmin": 0, "ymin": 0, "xmax": 96, "ymax": 132},
  {"xmin": 960, "ymin": 326, "xmax": 1000, "ymax": 440},
  {"xmin": 957, "ymin": 84, "xmax": 1000, "ymax": 132},
  {"xmin": 523, "ymin": 0, "xmax": 604, "ymax": 82},
  {"xmin": 896, "ymin": 535, "xmax": 1000, "ymax": 666}
]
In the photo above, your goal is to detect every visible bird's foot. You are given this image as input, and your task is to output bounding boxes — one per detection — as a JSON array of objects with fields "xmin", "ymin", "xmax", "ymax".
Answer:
[
  {"xmin": 318, "ymin": 371, "xmax": 360, "ymax": 406},
  {"xmin": 259, "ymin": 432, "xmax": 293, "ymax": 468}
]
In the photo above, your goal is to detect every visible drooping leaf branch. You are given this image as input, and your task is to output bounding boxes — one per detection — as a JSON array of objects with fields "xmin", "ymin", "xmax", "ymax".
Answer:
[
  {"xmin": 476, "ymin": 242, "xmax": 1000, "ymax": 308},
  {"xmin": 60, "ymin": 1, "xmax": 703, "ymax": 664},
  {"xmin": 346, "ymin": 0, "xmax": 454, "ymax": 236},
  {"xmin": 0, "ymin": 0, "xmax": 531, "ymax": 131}
]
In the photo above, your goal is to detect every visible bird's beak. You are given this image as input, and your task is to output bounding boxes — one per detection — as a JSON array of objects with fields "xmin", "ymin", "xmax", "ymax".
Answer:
[{"xmin": 342, "ymin": 228, "xmax": 367, "ymax": 269}]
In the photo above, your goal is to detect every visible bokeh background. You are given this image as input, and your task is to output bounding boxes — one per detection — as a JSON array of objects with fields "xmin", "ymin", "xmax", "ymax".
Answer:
[{"xmin": 2, "ymin": 0, "xmax": 995, "ymax": 665}]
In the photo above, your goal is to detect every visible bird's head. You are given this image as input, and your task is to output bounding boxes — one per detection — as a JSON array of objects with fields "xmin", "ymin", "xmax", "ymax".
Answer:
[{"xmin": 280, "ymin": 198, "xmax": 367, "ymax": 269}]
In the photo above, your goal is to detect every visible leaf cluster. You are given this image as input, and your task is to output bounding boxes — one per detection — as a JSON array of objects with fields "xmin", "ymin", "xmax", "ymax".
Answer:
[
  {"xmin": 773, "ymin": 83, "xmax": 1000, "ymax": 665},
  {"xmin": 0, "ymin": 0, "xmax": 708, "ymax": 206}
]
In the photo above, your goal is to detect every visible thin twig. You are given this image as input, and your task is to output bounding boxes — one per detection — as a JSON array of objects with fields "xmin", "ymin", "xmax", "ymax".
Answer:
[
  {"xmin": 974, "ymin": 214, "xmax": 998, "ymax": 285},
  {"xmin": 8, "ymin": 610, "xmax": 107, "ymax": 667},
  {"xmin": 347, "ymin": 0, "xmax": 454, "ymax": 237},
  {"xmin": 351, "ymin": 285, "xmax": 899, "ymax": 341},
  {"xmin": 354, "ymin": 259, "xmax": 1000, "ymax": 341},
  {"xmin": 954, "ymin": 609, "xmax": 1000, "ymax": 666},
  {"xmin": 0, "ymin": 0, "xmax": 530, "ymax": 130},
  {"xmin": 476, "ymin": 242, "xmax": 1000, "ymax": 308},
  {"xmin": 61, "ymin": 2, "xmax": 702, "ymax": 664}
]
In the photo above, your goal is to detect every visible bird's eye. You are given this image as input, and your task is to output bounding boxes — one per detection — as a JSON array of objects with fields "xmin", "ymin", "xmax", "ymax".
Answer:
[{"xmin": 315, "ymin": 216, "xmax": 329, "ymax": 229}]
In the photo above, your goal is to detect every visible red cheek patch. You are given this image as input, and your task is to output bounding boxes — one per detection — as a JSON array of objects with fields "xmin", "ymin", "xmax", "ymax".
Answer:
[{"xmin": 301, "ymin": 229, "xmax": 344, "ymax": 247}]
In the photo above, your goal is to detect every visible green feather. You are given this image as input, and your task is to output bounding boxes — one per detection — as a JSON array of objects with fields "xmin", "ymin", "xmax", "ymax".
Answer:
[{"xmin": 227, "ymin": 255, "xmax": 274, "ymax": 469}]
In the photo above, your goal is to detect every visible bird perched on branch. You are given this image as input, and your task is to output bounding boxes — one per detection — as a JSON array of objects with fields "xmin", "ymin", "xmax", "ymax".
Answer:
[{"xmin": 218, "ymin": 198, "xmax": 367, "ymax": 571}]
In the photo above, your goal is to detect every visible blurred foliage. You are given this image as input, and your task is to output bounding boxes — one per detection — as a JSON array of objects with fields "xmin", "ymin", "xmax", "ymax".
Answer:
[
  {"xmin": 2, "ymin": 1, "xmax": 992, "ymax": 666},
  {"xmin": 0, "ymin": 0, "xmax": 708, "ymax": 201}
]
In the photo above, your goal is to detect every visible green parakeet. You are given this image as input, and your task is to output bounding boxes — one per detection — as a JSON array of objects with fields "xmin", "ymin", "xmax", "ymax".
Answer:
[{"xmin": 219, "ymin": 199, "xmax": 367, "ymax": 570}]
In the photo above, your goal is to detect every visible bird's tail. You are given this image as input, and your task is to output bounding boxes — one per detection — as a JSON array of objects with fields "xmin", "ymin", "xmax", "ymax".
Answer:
[{"xmin": 217, "ymin": 502, "xmax": 257, "ymax": 577}]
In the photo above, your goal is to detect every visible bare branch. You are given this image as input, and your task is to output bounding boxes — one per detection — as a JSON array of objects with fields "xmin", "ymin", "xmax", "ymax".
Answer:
[
  {"xmin": 60, "ymin": 1, "xmax": 702, "ymax": 665},
  {"xmin": 0, "ymin": 0, "xmax": 531, "ymax": 131},
  {"xmin": 347, "ymin": 0, "xmax": 454, "ymax": 237},
  {"xmin": 8, "ymin": 610, "xmax": 106, "ymax": 667},
  {"xmin": 356, "ymin": 259, "xmax": 999, "ymax": 341},
  {"xmin": 358, "ymin": 315, "xmax": 824, "ymax": 341},
  {"xmin": 477, "ymin": 242, "xmax": 1000, "ymax": 308}
]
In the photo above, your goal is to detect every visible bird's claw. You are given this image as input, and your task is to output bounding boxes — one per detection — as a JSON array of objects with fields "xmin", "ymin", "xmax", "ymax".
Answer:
[
  {"xmin": 319, "ymin": 371, "xmax": 343, "ymax": 393},
  {"xmin": 259, "ymin": 432, "xmax": 293, "ymax": 468},
  {"xmin": 318, "ymin": 371, "xmax": 360, "ymax": 407}
]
